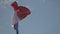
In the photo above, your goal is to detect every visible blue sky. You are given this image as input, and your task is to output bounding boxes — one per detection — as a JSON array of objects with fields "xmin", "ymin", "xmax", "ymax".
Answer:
[{"xmin": 0, "ymin": 0, "xmax": 60, "ymax": 34}]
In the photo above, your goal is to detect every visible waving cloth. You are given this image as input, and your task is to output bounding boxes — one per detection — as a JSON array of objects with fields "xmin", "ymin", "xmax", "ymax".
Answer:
[
  {"xmin": 11, "ymin": 1, "xmax": 31, "ymax": 34},
  {"xmin": 11, "ymin": 1, "xmax": 31, "ymax": 20}
]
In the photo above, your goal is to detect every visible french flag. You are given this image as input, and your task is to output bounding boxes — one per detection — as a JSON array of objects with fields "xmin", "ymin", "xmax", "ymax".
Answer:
[{"xmin": 11, "ymin": 1, "xmax": 31, "ymax": 34}]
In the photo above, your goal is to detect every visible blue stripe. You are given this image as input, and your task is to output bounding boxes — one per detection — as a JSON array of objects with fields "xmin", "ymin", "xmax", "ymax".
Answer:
[{"xmin": 14, "ymin": 22, "xmax": 19, "ymax": 34}]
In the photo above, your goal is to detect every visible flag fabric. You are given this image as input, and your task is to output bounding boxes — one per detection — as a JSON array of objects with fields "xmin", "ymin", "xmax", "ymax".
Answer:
[
  {"xmin": 11, "ymin": 1, "xmax": 31, "ymax": 34},
  {"xmin": 14, "ymin": 22, "xmax": 18, "ymax": 34},
  {"xmin": 12, "ymin": 13, "xmax": 19, "ymax": 34},
  {"xmin": 11, "ymin": 1, "xmax": 31, "ymax": 20}
]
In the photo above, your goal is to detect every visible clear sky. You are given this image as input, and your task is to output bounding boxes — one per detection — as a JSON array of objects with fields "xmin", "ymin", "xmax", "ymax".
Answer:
[{"xmin": 0, "ymin": 0, "xmax": 60, "ymax": 34}]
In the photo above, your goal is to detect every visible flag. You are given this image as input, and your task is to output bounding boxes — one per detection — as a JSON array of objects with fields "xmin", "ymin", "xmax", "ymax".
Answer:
[
  {"xmin": 12, "ymin": 13, "xmax": 19, "ymax": 34},
  {"xmin": 11, "ymin": 1, "xmax": 31, "ymax": 20},
  {"xmin": 14, "ymin": 22, "xmax": 18, "ymax": 34},
  {"xmin": 11, "ymin": 1, "xmax": 31, "ymax": 34},
  {"xmin": 11, "ymin": 1, "xmax": 19, "ymax": 34}
]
